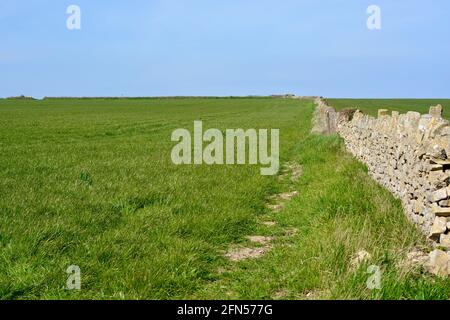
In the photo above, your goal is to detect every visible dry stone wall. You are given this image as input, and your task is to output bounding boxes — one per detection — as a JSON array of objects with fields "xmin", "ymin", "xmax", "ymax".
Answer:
[
  {"xmin": 311, "ymin": 97, "xmax": 340, "ymax": 135},
  {"xmin": 313, "ymin": 99, "xmax": 450, "ymax": 252}
]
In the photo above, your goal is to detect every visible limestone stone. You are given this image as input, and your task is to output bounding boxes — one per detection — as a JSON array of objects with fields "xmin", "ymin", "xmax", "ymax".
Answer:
[
  {"xmin": 350, "ymin": 250, "xmax": 371, "ymax": 269},
  {"xmin": 413, "ymin": 200, "xmax": 423, "ymax": 214},
  {"xmin": 430, "ymin": 158, "xmax": 450, "ymax": 165},
  {"xmin": 431, "ymin": 187, "xmax": 449, "ymax": 202},
  {"xmin": 430, "ymin": 164, "xmax": 444, "ymax": 171},
  {"xmin": 427, "ymin": 249, "xmax": 450, "ymax": 276},
  {"xmin": 311, "ymin": 98, "xmax": 340, "ymax": 135},
  {"xmin": 439, "ymin": 234, "xmax": 450, "ymax": 249},
  {"xmin": 432, "ymin": 205, "xmax": 450, "ymax": 217},
  {"xmin": 400, "ymin": 249, "xmax": 429, "ymax": 271},
  {"xmin": 429, "ymin": 172, "xmax": 450, "ymax": 189},
  {"xmin": 378, "ymin": 109, "xmax": 389, "ymax": 118},
  {"xmin": 429, "ymin": 104, "xmax": 443, "ymax": 118},
  {"xmin": 429, "ymin": 217, "xmax": 447, "ymax": 240}
]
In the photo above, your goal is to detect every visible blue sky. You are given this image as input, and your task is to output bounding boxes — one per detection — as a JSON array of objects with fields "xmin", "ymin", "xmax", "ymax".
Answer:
[{"xmin": 1, "ymin": 0, "xmax": 449, "ymax": 98}]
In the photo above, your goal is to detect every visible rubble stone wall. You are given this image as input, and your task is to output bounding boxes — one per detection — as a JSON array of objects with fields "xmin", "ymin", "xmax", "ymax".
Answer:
[
  {"xmin": 311, "ymin": 97, "xmax": 340, "ymax": 135},
  {"xmin": 313, "ymin": 99, "xmax": 450, "ymax": 248}
]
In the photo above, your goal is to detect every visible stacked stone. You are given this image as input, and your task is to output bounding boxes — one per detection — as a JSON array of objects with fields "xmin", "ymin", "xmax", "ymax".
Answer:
[
  {"xmin": 311, "ymin": 97, "xmax": 339, "ymax": 135},
  {"xmin": 311, "ymin": 98, "xmax": 450, "ymax": 274},
  {"xmin": 337, "ymin": 105, "xmax": 450, "ymax": 251}
]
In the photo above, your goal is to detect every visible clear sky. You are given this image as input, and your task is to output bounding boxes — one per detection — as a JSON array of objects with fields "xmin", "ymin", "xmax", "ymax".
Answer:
[{"xmin": 1, "ymin": 0, "xmax": 449, "ymax": 98}]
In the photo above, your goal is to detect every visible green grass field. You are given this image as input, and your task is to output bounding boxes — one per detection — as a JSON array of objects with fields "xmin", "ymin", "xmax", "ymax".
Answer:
[
  {"xmin": 327, "ymin": 99, "xmax": 450, "ymax": 119},
  {"xmin": 1, "ymin": 97, "xmax": 449, "ymax": 300}
]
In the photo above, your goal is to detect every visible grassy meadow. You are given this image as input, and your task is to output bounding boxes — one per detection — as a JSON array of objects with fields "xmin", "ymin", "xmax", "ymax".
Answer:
[{"xmin": 1, "ymin": 97, "xmax": 449, "ymax": 300}]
